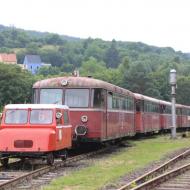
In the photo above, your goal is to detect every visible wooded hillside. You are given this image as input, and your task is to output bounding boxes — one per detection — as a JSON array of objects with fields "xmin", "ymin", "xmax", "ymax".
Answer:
[{"xmin": 0, "ymin": 24, "xmax": 190, "ymax": 108}]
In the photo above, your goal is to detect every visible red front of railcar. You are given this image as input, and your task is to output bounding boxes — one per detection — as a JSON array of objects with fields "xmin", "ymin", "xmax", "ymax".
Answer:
[
  {"xmin": 0, "ymin": 104, "xmax": 72, "ymax": 165},
  {"xmin": 33, "ymin": 76, "xmax": 136, "ymax": 142},
  {"xmin": 70, "ymin": 110, "xmax": 105, "ymax": 141}
]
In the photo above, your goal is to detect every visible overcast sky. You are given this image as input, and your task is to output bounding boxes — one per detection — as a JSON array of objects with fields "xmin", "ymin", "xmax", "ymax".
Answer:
[{"xmin": 0, "ymin": 0, "xmax": 190, "ymax": 52}]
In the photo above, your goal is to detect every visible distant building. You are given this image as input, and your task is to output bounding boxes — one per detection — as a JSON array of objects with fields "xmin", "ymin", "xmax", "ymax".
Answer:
[
  {"xmin": 0, "ymin": 53, "xmax": 17, "ymax": 64},
  {"xmin": 23, "ymin": 55, "xmax": 42, "ymax": 74}
]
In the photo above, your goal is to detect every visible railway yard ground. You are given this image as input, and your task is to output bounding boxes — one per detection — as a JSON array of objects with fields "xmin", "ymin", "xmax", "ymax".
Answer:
[{"xmin": 42, "ymin": 133, "xmax": 190, "ymax": 190}]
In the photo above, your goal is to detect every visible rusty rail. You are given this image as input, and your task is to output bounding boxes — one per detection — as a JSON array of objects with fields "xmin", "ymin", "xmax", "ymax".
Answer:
[
  {"xmin": 118, "ymin": 148, "xmax": 190, "ymax": 190},
  {"xmin": 0, "ymin": 148, "xmax": 108, "ymax": 189}
]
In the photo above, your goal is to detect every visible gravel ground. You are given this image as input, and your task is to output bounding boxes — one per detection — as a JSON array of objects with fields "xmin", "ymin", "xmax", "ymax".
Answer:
[{"xmin": 14, "ymin": 146, "xmax": 119, "ymax": 190}]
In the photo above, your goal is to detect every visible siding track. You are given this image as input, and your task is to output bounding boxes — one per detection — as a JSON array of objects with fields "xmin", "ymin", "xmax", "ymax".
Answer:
[
  {"xmin": 117, "ymin": 148, "xmax": 190, "ymax": 190},
  {"xmin": 0, "ymin": 148, "xmax": 108, "ymax": 190}
]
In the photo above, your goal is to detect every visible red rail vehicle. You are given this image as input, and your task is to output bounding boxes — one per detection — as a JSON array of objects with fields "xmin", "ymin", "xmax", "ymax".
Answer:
[
  {"xmin": 159, "ymin": 100, "xmax": 172, "ymax": 130},
  {"xmin": 0, "ymin": 104, "xmax": 72, "ymax": 165},
  {"xmin": 134, "ymin": 93, "xmax": 160, "ymax": 133},
  {"xmin": 32, "ymin": 76, "xmax": 190, "ymax": 143},
  {"xmin": 33, "ymin": 76, "xmax": 135, "ymax": 143},
  {"xmin": 178, "ymin": 104, "xmax": 190, "ymax": 129}
]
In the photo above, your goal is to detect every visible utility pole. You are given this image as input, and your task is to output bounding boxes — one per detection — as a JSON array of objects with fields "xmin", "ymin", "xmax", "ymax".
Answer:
[{"xmin": 169, "ymin": 69, "xmax": 177, "ymax": 139}]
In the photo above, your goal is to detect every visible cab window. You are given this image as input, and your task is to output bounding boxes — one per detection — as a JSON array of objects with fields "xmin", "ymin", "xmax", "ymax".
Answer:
[
  {"xmin": 40, "ymin": 89, "xmax": 63, "ymax": 104},
  {"xmin": 65, "ymin": 89, "xmax": 89, "ymax": 108},
  {"xmin": 30, "ymin": 109, "xmax": 53, "ymax": 124},
  {"xmin": 5, "ymin": 109, "xmax": 28, "ymax": 124}
]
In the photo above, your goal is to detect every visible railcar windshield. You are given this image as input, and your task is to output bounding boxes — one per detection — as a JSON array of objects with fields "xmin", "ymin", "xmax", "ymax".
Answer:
[
  {"xmin": 30, "ymin": 109, "xmax": 53, "ymax": 124},
  {"xmin": 40, "ymin": 89, "xmax": 62, "ymax": 104},
  {"xmin": 65, "ymin": 89, "xmax": 89, "ymax": 108},
  {"xmin": 5, "ymin": 109, "xmax": 28, "ymax": 124}
]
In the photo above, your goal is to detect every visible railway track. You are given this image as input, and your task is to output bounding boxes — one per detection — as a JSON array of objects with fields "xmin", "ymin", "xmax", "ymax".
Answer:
[
  {"xmin": 0, "ymin": 147, "xmax": 110, "ymax": 190},
  {"xmin": 117, "ymin": 148, "xmax": 190, "ymax": 190}
]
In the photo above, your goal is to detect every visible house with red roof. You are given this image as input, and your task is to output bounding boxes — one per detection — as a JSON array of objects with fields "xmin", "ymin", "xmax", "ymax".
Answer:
[{"xmin": 0, "ymin": 53, "xmax": 17, "ymax": 64}]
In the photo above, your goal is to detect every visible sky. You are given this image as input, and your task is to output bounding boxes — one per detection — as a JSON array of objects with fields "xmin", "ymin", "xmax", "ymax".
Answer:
[{"xmin": 0, "ymin": 0, "xmax": 190, "ymax": 52}]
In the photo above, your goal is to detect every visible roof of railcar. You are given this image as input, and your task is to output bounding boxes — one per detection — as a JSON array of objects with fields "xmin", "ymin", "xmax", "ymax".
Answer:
[
  {"xmin": 33, "ymin": 76, "xmax": 134, "ymax": 96},
  {"xmin": 159, "ymin": 100, "xmax": 171, "ymax": 106},
  {"xmin": 178, "ymin": 104, "xmax": 190, "ymax": 109},
  {"xmin": 5, "ymin": 104, "xmax": 69, "ymax": 109},
  {"xmin": 134, "ymin": 93, "xmax": 160, "ymax": 103}
]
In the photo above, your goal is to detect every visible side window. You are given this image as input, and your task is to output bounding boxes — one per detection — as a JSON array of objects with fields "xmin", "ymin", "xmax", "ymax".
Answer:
[
  {"xmin": 176, "ymin": 108, "xmax": 180, "ymax": 115},
  {"xmin": 128, "ymin": 96, "xmax": 134, "ymax": 111},
  {"xmin": 144, "ymin": 101, "xmax": 147, "ymax": 112},
  {"xmin": 64, "ymin": 111, "xmax": 69, "ymax": 125},
  {"xmin": 92, "ymin": 89, "xmax": 105, "ymax": 108},
  {"xmin": 136, "ymin": 101, "xmax": 141, "ymax": 111},
  {"xmin": 112, "ymin": 95, "xmax": 117, "ymax": 109},
  {"xmin": 107, "ymin": 92, "xmax": 113, "ymax": 109},
  {"xmin": 167, "ymin": 106, "xmax": 171, "ymax": 114},
  {"xmin": 122, "ymin": 98, "xmax": 126, "ymax": 110},
  {"xmin": 116, "ymin": 96, "xmax": 120, "ymax": 109},
  {"xmin": 32, "ymin": 89, "xmax": 38, "ymax": 103},
  {"xmin": 112, "ymin": 95, "xmax": 120, "ymax": 109}
]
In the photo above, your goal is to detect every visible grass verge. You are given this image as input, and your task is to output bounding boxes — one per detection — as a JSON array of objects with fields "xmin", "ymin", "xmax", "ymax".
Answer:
[{"xmin": 44, "ymin": 135, "xmax": 190, "ymax": 190}]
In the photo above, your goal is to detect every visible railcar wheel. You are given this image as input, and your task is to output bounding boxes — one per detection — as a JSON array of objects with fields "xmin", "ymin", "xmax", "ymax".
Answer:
[
  {"xmin": 61, "ymin": 150, "xmax": 68, "ymax": 161},
  {"xmin": 1, "ymin": 157, "xmax": 9, "ymax": 167},
  {"xmin": 46, "ymin": 153, "xmax": 54, "ymax": 165}
]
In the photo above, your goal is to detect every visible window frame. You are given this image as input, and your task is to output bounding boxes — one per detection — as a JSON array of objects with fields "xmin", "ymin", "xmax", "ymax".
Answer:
[
  {"xmin": 30, "ymin": 109, "xmax": 53, "ymax": 125},
  {"xmin": 5, "ymin": 109, "xmax": 28, "ymax": 125},
  {"xmin": 39, "ymin": 88, "xmax": 63, "ymax": 104},
  {"xmin": 64, "ymin": 88, "xmax": 90, "ymax": 108}
]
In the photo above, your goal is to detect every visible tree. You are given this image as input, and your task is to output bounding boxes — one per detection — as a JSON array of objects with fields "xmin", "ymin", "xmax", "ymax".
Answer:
[
  {"xmin": 40, "ymin": 48, "xmax": 63, "ymax": 67},
  {"xmin": 26, "ymin": 42, "xmax": 40, "ymax": 54},
  {"xmin": 80, "ymin": 57, "xmax": 106, "ymax": 76},
  {"xmin": 0, "ymin": 33, "xmax": 5, "ymax": 47},
  {"xmin": 45, "ymin": 34, "xmax": 64, "ymax": 45},
  {"xmin": 104, "ymin": 39, "xmax": 120, "ymax": 68},
  {"xmin": 37, "ymin": 66, "xmax": 61, "ymax": 76},
  {"xmin": 176, "ymin": 76, "xmax": 190, "ymax": 105},
  {"xmin": 122, "ymin": 61, "xmax": 153, "ymax": 94},
  {"xmin": 0, "ymin": 64, "xmax": 36, "ymax": 109}
]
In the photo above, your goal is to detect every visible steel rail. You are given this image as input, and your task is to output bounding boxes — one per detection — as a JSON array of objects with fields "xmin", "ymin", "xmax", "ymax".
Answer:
[
  {"xmin": 0, "ymin": 148, "xmax": 108, "ymax": 189},
  {"xmin": 117, "ymin": 148, "xmax": 190, "ymax": 190},
  {"xmin": 131, "ymin": 162, "xmax": 190, "ymax": 190}
]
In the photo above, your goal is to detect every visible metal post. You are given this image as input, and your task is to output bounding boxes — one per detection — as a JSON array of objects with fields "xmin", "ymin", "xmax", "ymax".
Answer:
[
  {"xmin": 169, "ymin": 69, "xmax": 177, "ymax": 139},
  {"xmin": 171, "ymin": 85, "xmax": 176, "ymax": 138}
]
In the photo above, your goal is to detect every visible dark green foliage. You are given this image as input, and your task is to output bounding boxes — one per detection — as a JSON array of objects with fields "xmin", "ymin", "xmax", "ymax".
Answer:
[
  {"xmin": 45, "ymin": 34, "xmax": 65, "ymax": 45},
  {"xmin": 0, "ymin": 63, "xmax": 37, "ymax": 109},
  {"xmin": 0, "ymin": 28, "xmax": 30, "ymax": 48},
  {"xmin": 177, "ymin": 76, "xmax": 190, "ymax": 105},
  {"xmin": 104, "ymin": 39, "xmax": 120, "ymax": 68},
  {"xmin": 122, "ymin": 60, "xmax": 152, "ymax": 94},
  {"xmin": 37, "ymin": 66, "xmax": 62, "ymax": 76}
]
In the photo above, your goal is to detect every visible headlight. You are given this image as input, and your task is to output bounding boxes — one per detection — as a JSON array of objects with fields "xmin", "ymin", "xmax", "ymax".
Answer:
[
  {"xmin": 75, "ymin": 125, "xmax": 87, "ymax": 136},
  {"xmin": 81, "ymin": 115, "xmax": 88, "ymax": 123}
]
